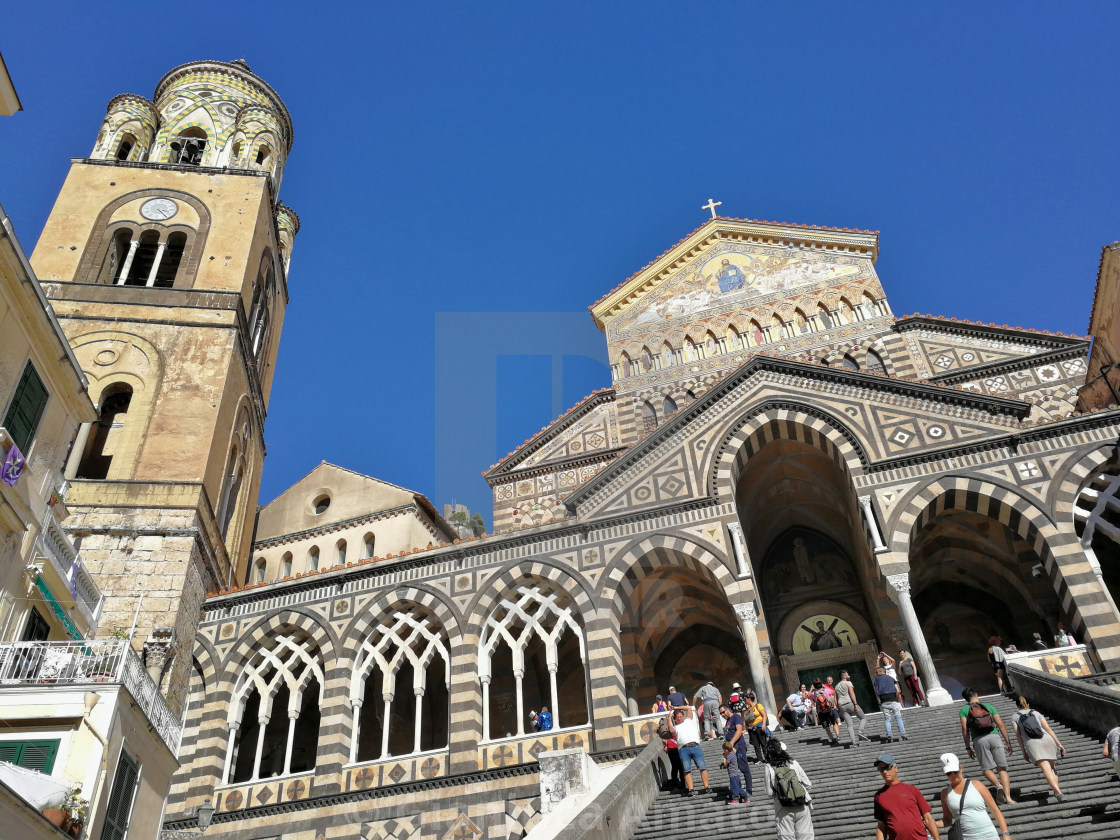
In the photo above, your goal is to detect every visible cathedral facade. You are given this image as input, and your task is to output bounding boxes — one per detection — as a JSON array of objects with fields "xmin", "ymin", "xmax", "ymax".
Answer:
[{"xmin": 162, "ymin": 213, "xmax": 1120, "ymax": 839}]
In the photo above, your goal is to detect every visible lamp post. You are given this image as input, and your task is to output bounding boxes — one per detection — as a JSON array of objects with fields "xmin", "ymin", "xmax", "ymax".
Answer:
[{"xmin": 159, "ymin": 799, "xmax": 215, "ymax": 839}]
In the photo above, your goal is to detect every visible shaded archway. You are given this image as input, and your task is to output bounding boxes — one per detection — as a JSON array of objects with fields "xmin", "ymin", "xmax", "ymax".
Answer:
[
  {"xmin": 910, "ymin": 509, "xmax": 1060, "ymax": 697},
  {"xmin": 734, "ymin": 432, "xmax": 882, "ymax": 700},
  {"xmin": 617, "ymin": 561, "xmax": 748, "ymax": 714}
]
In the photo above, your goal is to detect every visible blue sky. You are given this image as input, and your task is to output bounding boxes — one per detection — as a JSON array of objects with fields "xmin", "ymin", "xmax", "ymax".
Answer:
[{"xmin": 2, "ymin": 4, "xmax": 1118, "ymax": 526}]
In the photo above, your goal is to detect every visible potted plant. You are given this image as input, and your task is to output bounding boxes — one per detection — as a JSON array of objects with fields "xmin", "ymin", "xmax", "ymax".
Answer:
[{"xmin": 62, "ymin": 787, "xmax": 88, "ymax": 838}]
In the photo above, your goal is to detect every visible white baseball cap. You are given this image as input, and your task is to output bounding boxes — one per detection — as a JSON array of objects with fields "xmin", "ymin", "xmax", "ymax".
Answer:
[{"xmin": 940, "ymin": 753, "xmax": 961, "ymax": 773}]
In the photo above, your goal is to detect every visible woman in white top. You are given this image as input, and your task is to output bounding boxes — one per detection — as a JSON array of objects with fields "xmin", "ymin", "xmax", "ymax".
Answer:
[
  {"xmin": 1011, "ymin": 696, "xmax": 1065, "ymax": 800},
  {"xmin": 937, "ymin": 753, "xmax": 1011, "ymax": 840},
  {"xmin": 763, "ymin": 739, "xmax": 814, "ymax": 840}
]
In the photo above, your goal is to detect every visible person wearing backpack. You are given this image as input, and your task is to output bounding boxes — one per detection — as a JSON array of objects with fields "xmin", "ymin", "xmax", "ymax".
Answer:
[
  {"xmin": 936, "ymin": 752, "xmax": 1011, "ymax": 840},
  {"xmin": 763, "ymin": 738, "xmax": 813, "ymax": 839},
  {"xmin": 810, "ymin": 677, "xmax": 839, "ymax": 744},
  {"xmin": 958, "ymin": 688, "xmax": 1016, "ymax": 805},
  {"xmin": 1011, "ymin": 696, "xmax": 1065, "ymax": 801}
]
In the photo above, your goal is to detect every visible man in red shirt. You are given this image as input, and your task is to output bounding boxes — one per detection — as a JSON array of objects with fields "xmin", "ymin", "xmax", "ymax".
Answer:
[{"xmin": 873, "ymin": 752, "xmax": 940, "ymax": 840}]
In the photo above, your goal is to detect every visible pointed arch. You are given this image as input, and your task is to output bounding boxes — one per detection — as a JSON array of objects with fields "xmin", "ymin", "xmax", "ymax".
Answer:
[{"xmin": 706, "ymin": 402, "xmax": 870, "ymax": 502}]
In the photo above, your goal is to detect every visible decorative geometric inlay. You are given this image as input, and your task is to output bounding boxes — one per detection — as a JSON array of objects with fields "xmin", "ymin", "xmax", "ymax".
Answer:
[
  {"xmin": 354, "ymin": 767, "xmax": 376, "ymax": 789},
  {"xmin": 220, "ymin": 623, "xmax": 234, "ymax": 639},
  {"xmin": 659, "ymin": 476, "xmax": 685, "ymax": 495},
  {"xmin": 337, "ymin": 601, "xmax": 349, "ymax": 613},
  {"xmin": 528, "ymin": 740, "xmax": 548, "ymax": 759},
  {"xmin": 224, "ymin": 790, "xmax": 243, "ymax": 810},
  {"xmin": 984, "ymin": 376, "xmax": 1008, "ymax": 392},
  {"xmin": 457, "ymin": 576, "xmax": 470, "ymax": 588},
  {"xmin": 286, "ymin": 779, "xmax": 305, "ymax": 800},
  {"xmin": 961, "ymin": 352, "xmax": 976, "ymax": 362},
  {"xmin": 1016, "ymin": 460, "xmax": 1041, "ymax": 479},
  {"xmin": 892, "ymin": 430, "xmax": 913, "ymax": 445},
  {"xmin": 934, "ymin": 354, "xmax": 953, "ymax": 369},
  {"xmin": 926, "ymin": 425, "xmax": 945, "ymax": 439},
  {"xmin": 639, "ymin": 721, "xmax": 656, "ymax": 741},
  {"xmin": 493, "ymin": 745, "xmax": 515, "ymax": 766},
  {"xmin": 420, "ymin": 757, "xmax": 440, "ymax": 778},
  {"xmin": 256, "ymin": 786, "xmax": 273, "ymax": 804},
  {"xmin": 586, "ymin": 433, "xmax": 605, "ymax": 448},
  {"xmin": 388, "ymin": 762, "xmax": 407, "ymax": 783},
  {"xmin": 1036, "ymin": 364, "xmax": 1060, "ymax": 382},
  {"xmin": 633, "ymin": 486, "xmax": 652, "ymax": 502},
  {"xmin": 497, "ymin": 484, "xmax": 514, "ymax": 501},
  {"xmin": 517, "ymin": 481, "xmax": 533, "ymax": 496},
  {"xmin": 563, "ymin": 734, "xmax": 584, "ymax": 749},
  {"xmin": 1062, "ymin": 358, "xmax": 1086, "ymax": 375},
  {"xmin": 444, "ymin": 814, "xmax": 482, "ymax": 840}
]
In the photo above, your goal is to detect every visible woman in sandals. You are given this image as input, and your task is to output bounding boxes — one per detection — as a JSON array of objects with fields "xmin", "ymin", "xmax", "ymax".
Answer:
[
  {"xmin": 937, "ymin": 753, "xmax": 1012, "ymax": 840},
  {"xmin": 1011, "ymin": 696, "xmax": 1066, "ymax": 801}
]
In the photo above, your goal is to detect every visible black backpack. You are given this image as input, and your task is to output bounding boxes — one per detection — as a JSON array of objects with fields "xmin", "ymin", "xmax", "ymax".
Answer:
[{"xmin": 1019, "ymin": 710, "xmax": 1044, "ymax": 740}]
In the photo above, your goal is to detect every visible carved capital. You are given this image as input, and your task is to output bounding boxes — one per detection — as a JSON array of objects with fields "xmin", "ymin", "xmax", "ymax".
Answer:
[
  {"xmin": 759, "ymin": 649, "xmax": 771, "ymax": 667},
  {"xmin": 886, "ymin": 573, "xmax": 911, "ymax": 595},
  {"xmin": 734, "ymin": 602, "xmax": 757, "ymax": 625}
]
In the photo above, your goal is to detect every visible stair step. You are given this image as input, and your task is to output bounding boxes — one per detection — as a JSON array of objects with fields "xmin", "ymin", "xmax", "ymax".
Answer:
[{"xmin": 627, "ymin": 695, "xmax": 1119, "ymax": 839}]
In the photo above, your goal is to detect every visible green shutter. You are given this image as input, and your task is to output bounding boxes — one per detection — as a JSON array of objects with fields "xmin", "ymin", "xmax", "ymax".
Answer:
[
  {"xmin": 0, "ymin": 739, "xmax": 60, "ymax": 774},
  {"xmin": 100, "ymin": 750, "xmax": 139, "ymax": 840},
  {"xmin": 3, "ymin": 361, "xmax": 49, "ymax": 453}
]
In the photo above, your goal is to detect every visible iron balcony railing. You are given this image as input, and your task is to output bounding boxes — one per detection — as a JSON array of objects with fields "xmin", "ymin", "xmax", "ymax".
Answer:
[{"xmin": 0, "ymin": 640, "xmax": 181, "ymax": 754}]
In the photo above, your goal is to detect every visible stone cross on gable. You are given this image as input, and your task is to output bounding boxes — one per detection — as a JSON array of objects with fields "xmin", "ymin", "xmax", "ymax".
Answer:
[{"xmin": 702, "ymin": 198, "xmax": 722, "ymax": 219}]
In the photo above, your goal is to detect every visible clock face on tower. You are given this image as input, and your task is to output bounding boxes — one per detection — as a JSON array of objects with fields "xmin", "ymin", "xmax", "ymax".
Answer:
[{"xmin": 140, "ymin": 197, "xmax": 178, "ymax": 221}]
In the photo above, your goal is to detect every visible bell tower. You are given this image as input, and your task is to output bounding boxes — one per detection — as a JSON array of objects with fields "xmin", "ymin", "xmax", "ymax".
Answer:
[{"xmin": 29, "ymin": 59, "xmax": 299, "ymax": 711}]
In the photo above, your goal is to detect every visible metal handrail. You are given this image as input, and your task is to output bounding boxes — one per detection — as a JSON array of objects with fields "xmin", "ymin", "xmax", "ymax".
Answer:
[{"xmin": 0, "ymin": 640, "xmax": 181, "ymax": 754}]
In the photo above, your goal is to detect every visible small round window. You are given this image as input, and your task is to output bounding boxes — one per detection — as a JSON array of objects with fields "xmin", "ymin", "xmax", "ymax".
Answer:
[{"xmin": 313, "ymin": 495, "xmax": 331, "ymax": 514}]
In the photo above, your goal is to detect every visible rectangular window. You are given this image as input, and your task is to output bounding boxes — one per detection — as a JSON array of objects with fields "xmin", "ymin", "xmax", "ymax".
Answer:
[
  {"xmin": 0, "ymin": 739, "xmax": 60, "ymax": 773},
  {"xmin": 100, "ymin": 749, "xmax": 140, "ymax": 840},
  {"xmin": 3, "ymin": 361, "xmax": 49, "ymax": 453}
]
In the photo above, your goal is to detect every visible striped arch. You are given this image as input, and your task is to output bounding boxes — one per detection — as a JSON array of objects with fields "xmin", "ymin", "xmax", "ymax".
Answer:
[
  {"xmin": 706, "ymin": 402, "xmax": 869, "ymax": 502},
  {"xmin": 1047, "ymin": 443, "xmax": 1118, "ymax": 525},
  {"xmin": 887, "ymin": 476, "xmax": 1059, "ymax": 556},
  {"xmin": 221, "ymin": 606, "xmax": 339, "ymax": 678},
  {"xmin": 886, "ymin": 476, "xmax": 1120, "ymax": 654},
  {"xmin": 341, "ymin": 584, "xmax": 463, "ymax": 658},
  {"xmin": 601, "ymin": 532, "xmax": 740, "ymax": 625},
  {"xmin": 464, "ymin": 559, "xmax": 598, "ymax": 636}
]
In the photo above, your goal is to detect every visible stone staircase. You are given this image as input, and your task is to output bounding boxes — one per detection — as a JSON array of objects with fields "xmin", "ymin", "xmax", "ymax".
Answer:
[{"xmin": 629, "ymin": 695, "xmax": 1120, "ymax": 839}]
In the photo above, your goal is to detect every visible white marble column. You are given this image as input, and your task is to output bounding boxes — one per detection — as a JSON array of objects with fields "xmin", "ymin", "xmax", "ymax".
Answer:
[
  {"xmin": 413, "ymin": 687, "xmax": 425, "ymax": 754},
  {"xmin": 222, "ymin": 723, "xmax": 239, "ymax": 782},
  {"xmin": 380, "ymin": 694, "xmax": 393, "ymax": 758},
  {"xmin": 548, "ymin": 663, "xmax": 560, "ymax": 726},
  {"xmin": 115, "ymin": 239, "xmax": 139, "ymax": 285},
  {"xmin": 282, "ymin": 712, "xmax": 298, "ymax": 775},
  {"xmin": 859, "ymin": 496, "xmax": 887, "ymax": 552},
  {"xmin": 145, "ymin": 240, "xmax": 167, "ymax": 287},
  {"xmin": 480, "ymin": 676, "xmax": 491, "ymax": 741},
  {"xmin": 734, "ymin": 602, "xmax": 777, "ymax": 714},
  {"xmin": 348, "ymin": 702, "xmax": 361, "ymax": 763},
  {"xmin": 513, "ymin": 668, "xmax": 526, "ymax": 735},
  {"xmin": 251, "ymin": 715, "xmax": 269, "ymax": 780},
  {"xmin": 727, "ymin": 522, "xmax": 751, "ymax": 579},
  {"xmin": 886, "ymin": 573, "xmax": 952, "ymax": 706}
]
